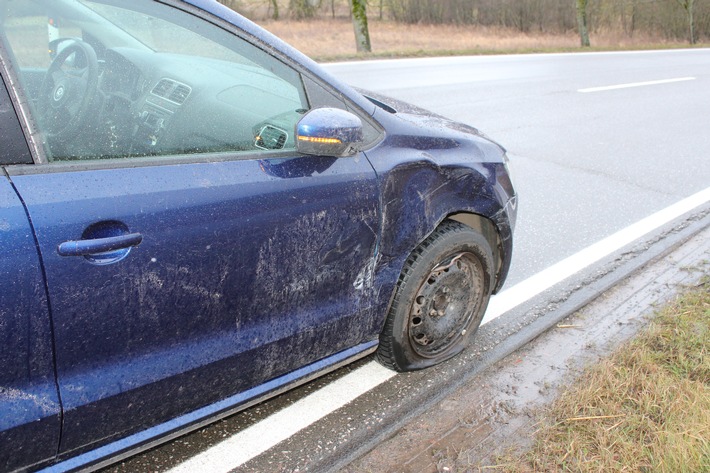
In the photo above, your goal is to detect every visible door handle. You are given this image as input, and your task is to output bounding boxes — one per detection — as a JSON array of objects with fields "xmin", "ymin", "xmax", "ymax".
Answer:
[{"xmin": 57, "ymin": 233, "xmax": 143, "ymax": 257}]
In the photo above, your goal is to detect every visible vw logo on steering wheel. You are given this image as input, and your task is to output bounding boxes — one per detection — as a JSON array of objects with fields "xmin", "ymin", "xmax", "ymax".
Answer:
[{"xmin": 53, "ymin": 85, "xmax": 65, "ymax": 102}]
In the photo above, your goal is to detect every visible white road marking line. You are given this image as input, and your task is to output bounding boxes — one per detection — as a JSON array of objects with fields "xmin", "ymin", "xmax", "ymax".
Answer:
[
  {"xmin": 168, "ymin": 186, "xmax": 710, "ymax": 473},
  {"xmin": 578, "ymin": 77, "xmax": 696, "ymax": 93},
  {"xmin": 483, "ymin": 185, "xmax": 710, "ymax": 323},
  {"xmin": 166, "ymin": 362, "xmax": 396, "ymax": 473}
]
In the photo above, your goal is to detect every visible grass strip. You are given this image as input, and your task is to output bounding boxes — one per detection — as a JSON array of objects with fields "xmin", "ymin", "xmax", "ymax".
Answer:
[{"xmin": 500, "ymin": 277, "xmax": 709, "ymax": 472}]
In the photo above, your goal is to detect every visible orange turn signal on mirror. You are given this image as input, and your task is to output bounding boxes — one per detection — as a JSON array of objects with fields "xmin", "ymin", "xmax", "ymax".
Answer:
[{"xmin": 297, "ymin": 135, "xmax": 342, "ymax": 145}]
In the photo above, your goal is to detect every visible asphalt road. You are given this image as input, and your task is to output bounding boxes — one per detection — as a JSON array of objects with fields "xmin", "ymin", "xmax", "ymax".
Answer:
[
  {"xmin": 106, "ymin": 49, "xmax": 710, "ymax": 473},
  {"xmin": 324, "ymin": 49, "xmax": 710, "ymax": 286}
]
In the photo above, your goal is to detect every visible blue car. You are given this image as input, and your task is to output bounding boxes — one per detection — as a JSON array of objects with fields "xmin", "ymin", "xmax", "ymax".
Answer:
[{"xmin": 0, "ymin": 0, "xmax": 516, "ymax": 471}]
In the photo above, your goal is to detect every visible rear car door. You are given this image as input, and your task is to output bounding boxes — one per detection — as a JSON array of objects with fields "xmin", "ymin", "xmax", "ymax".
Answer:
[
  {"xmin": 2, "ymin": 0, "xmax": 380, "ymax": 456},
  {"xmin": 0, "ymin": 75, "xmax": 60, "ymax": 471}
]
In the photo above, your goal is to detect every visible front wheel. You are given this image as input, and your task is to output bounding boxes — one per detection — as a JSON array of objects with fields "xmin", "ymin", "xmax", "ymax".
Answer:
[{"xmin": 377, "ymin": 220, "xmax": 494, "ymax": 372}]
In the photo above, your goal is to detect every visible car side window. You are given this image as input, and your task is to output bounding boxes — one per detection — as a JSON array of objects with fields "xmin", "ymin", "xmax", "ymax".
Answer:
[
  {"xmin": 302, "ymin": 75, "xmax": 383, "ymax": 149},
  {"xmin": 1, "ymin": 0, "xmax": 309, "ymax": 162},
  {"xmin": 0, "ymin": 75, "xmax": 32, "ymax": 165}
]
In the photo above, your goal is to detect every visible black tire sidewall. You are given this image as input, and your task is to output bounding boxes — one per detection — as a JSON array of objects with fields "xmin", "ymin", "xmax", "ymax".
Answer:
[{"xmin": 384, "ymin": 222, "xmax": 494, "ymax": 371}]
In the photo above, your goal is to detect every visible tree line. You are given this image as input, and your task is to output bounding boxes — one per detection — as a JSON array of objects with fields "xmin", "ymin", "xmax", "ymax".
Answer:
[
  {"xmin": 383, "ymin": 0, "xmax": 708, "ymax": 43},
  {"xmin": 220, "ymin": 0, "xmax": 709, "ymax": 49}
]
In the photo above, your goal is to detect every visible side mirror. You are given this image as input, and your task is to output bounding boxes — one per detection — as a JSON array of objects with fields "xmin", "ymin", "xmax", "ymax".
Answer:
[{"xmin": 296, "ymin": 108, "xmax": 363, "ymax": 157}]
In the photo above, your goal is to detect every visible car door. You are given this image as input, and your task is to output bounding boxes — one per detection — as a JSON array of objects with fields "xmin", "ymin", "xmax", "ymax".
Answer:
[
  {"xmin": 0, "ymin": 75, "xmax": 61, "ymax": 471},
  {"xmin": 2, "ymin": 0, "xmax": 381, "ymax": 455}
]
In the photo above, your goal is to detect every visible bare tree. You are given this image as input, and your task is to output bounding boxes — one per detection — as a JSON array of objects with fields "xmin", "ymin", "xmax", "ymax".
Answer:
[
  {"xmin": 675, "ymin": 0, "xmax": 696, "ymax": 44},
  {"xmin": 289, "ymin": 0, "xmax": 320, "ymax": 19},
  {"xmin": 576, "ymin": 0, "xmax": 591, "ymax": 46},
  {"xmin": 351, "ymin": 0, "xmax": 371, "ymax": 53},
  {"xmin": 268, "ymin": 0, "xmax": 279, "ymax": 19}
]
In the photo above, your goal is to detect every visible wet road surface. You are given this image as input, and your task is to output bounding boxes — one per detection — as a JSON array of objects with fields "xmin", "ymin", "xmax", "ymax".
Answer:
[{"xmin": 324, "ymin": 49, "xmax": 710, "ymax": 286}]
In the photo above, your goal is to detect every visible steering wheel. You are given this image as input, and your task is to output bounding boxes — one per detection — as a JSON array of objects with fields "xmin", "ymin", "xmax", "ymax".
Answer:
[{"xmin": 39, "ymin": 39, "xmax": 99, "ymax": 141}]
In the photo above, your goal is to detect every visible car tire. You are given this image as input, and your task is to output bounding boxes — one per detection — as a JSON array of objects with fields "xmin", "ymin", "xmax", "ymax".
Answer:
[{"xmin": 377, "ymin": 220, "xmax": 494, "ymax": 372}]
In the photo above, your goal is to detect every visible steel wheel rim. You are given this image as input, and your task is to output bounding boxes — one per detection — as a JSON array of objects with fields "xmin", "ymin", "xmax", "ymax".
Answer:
[{"xmin": 408, "ymin": 251, "xmax": 484, "ymax": 358}]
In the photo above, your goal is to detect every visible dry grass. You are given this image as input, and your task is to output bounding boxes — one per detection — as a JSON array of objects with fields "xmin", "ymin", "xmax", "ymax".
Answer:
[
  {"xmin": 255, "ymin": 18, "xmax": 707, "ymax": 61},
  {"xmin": 492, "ymin": 278, "xmax": 710, "ymax": 473}
]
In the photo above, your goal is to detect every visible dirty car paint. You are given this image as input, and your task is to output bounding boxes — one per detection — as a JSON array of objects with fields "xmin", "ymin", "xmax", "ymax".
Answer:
[
  {"xmin": 363, "ymin": 98, "xmax": 516, "ymax": 302},
  {"xmin": 10, "ymin": 155, "xmax": 380, "ymax": 454},
  {"xmin": 0, "ymin": 177, "xmax": 61, "ymax": 472}
]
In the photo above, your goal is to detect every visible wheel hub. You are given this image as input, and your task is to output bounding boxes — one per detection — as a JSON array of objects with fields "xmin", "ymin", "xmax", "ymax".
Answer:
[{"xmin": 409, "ymin": 252, "xmax": 483, "ymax": 357}]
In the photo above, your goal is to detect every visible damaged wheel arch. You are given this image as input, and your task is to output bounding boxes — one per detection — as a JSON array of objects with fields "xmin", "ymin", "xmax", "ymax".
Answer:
[{"xmin": 448, "ymin": 212, "xmax": 504, "ymax": 293}]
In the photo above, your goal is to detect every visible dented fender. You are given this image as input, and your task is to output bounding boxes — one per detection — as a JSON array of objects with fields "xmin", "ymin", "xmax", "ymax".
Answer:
[{"xmin": 362, "ymin": 105, "xmax": 517, "ymax": 331}]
